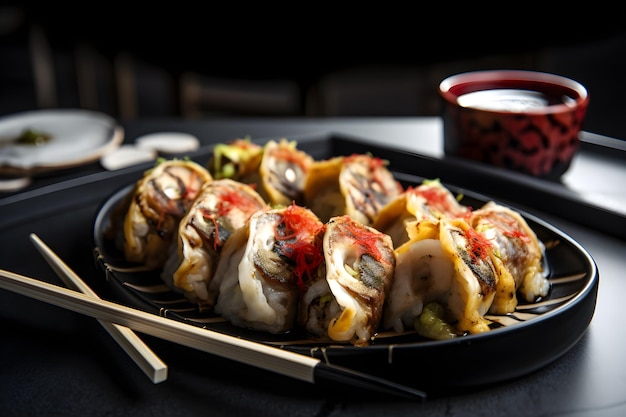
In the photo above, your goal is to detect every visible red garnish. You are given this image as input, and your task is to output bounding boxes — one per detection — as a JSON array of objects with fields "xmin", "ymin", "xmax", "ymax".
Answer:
[
  {"xmin": 504, "ymin": 229, "xmax": 529, "ymax": 241},
  {"xmin": 231, "ymin": 138, "xmax": 261, "ymax": 151},
  {"xmin": 215, "ymin": 187, "xmax": 261, "ymax": 217},
  {"xmin": 483, "ymin": 211, "xmax": 531, "ymax": 243},
  {"xmin": 344, "ymin": 153, "xmax": 387, "ymax": 170},
  {"xmin": 343, "ymin": 154, "xmax": 401, "ymax": 194},
  {"xmin": 269, "ymin": 145, "xmax": 309, "ymax": 172},
  {"xmin": 413, "ymin": 186, "xmax": 447, "ymax": 206},
  {"xmin": 464, "ymin": 225, "xmax": 493, "ymax": 263},
  {"xmin": 201, "ymin": 186, "xmax": 263, "ymax": 250},
  {"xmin": 339, "ymin": 215, "xmax": 391, "ymax": 265},
  {"xmin": 409, "ymin": 184, "xmax": 469, "ymax": 218},
  {"xmin": 274, "ymin": 204, "xmax": 325, "ymax": 290},
  {"xmin": 460, "ymin": 209, "xmax": 474, "ymax": 221}
]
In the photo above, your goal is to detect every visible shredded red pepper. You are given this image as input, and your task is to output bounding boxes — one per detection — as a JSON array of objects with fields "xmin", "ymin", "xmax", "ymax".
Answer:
[
  {"xmin": 412, "ymin": 186, "xmax": 450, "ymax": 213},
  {"xmin": 201, "ymin": 186, "xmax": 263, "ymax": 250},
  {"xmin": 339, "ymin": 215, "xmax": 391, "ymax": 265},
  {"xmin": 460, "ymin": 210, "xmax": 474, "ymax": 221},
  {"xmin": 344, "ymin": 153, "xmax": 387, "ymax": 170},
  {"xmin": 274, "ymin": 203, "xmax": 325, "ymax": 291},
  {"xmin": 504, "ymin": 229, "xmax": 530, "ymax": 241},
  {"xmin": 231, "ymin": 138, "xmax": 259, "ymax": 150},
  {"xmin": 485, "ymin": 211, "xmax": 531, "ymax": 243},
  {"xmin": 215, "ymin": 187, "xmax": 261, "ymax": 217},
  {"xmin": 464, "ymin": 225, "xmax": 493, "ymax": 263},
  {"xmin": 343, "ymin": 154, "xmax": 396, "ymax": 193},
  {"xmin": 269, "ymin": 144, "xmax": 309, "ymax": 172},
  {"xmin": 409, "ymin": 184, "xmax": 470, "ymax": 219}
]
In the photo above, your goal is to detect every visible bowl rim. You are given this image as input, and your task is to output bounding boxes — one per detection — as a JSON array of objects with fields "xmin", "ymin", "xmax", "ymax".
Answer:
[{"xmin": 438, "ymin": 70, "xmax": 589, "ymax": 114}]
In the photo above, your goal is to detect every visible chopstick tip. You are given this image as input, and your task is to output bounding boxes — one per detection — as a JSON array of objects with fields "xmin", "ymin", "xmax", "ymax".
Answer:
[
  {"xmin": 152, "ymin": 366, "xmax": 168, "ymax": 384},
  {"xmin": 314, "ymin": 362, "xmax": 427, "ymax": 401}
]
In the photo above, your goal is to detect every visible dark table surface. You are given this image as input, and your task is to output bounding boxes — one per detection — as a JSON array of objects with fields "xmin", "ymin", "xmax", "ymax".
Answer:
[{"xmin": 1, "ymin": 116, "xmax": 625, "ymax": 417}]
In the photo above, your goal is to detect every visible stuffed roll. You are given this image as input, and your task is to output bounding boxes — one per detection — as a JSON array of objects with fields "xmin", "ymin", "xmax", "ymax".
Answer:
[
  {"xmin": 210, "ymin": 204, "xmax": 325, "ymax": 334},
  {"xmin": 470, "ymin": 201, "xmax": 549, "ymax": 312},
  {"xmin": 258, "ymin": 139, "xmax": 313, "ymax": 206},
  {"xmin": 304, "ymin": 154, "xmax": 403, "ymax": 225},
  {"xmin": 299, "ymin": 215, "xmax": 396, "ymax": 346},
  {"xmin": 207, "ymin": 138, "xmax": 263, "ymax": 182},
  {"xmin": 122, "ymin": 159, "xmax": 213, "ymax": 269},
  {"xmin": 384, "ymin": 217, "xmax": 499, "ymax": 339},
  {"xmin": 161, "ymin": 179, "xmax": 267, "ymax": 310}
]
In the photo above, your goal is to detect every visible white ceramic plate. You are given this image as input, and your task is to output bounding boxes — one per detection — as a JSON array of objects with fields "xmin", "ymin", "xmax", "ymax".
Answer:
[{"xmin": 0, "ymin": 109, "xmax": 123, "ymax": 174}]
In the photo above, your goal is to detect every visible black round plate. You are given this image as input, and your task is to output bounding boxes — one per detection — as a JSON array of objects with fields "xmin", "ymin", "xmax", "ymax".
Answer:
[{"xmin": 93, "ymin": 181, "xmax": 598, "ymax": 394}]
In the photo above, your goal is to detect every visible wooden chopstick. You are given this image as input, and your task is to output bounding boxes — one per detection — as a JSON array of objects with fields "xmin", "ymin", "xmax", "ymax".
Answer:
[
  {"xmin": 0, "ymin": 268, "xmax": 427, "ymax": 400},
  {"xmin": 29, "ymin": 233, "xmax": 168, "ymax": 384}
]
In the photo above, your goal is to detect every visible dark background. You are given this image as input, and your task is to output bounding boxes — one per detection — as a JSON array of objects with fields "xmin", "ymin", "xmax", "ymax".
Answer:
[{"xmin": 2, "ymin": 3, "xmax": 626, "ymax": 140}]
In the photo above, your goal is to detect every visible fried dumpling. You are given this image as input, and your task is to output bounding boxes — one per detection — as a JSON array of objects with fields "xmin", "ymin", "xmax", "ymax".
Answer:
[
  {"xmin": 257, "ymin": 139, "xmax": 314, "ymax": 206},
  {"xmin": 299, "ymin": 215, "xmax": 396, "ymax": 346},
  {"xmin": 207, "ymin": 138, "xmax": 263, "ymax": 182},
  {"xmin": 304, "ymin": 154, "xmax": 403, "ymax": 225},
  {"xmin": 123, "ymin": 159, "xmax": 213, "ymax": 269},
  {"xmin": 384, "ymin": 218, "xmax": 498, "ymax": 339},
  {"xmin": 373, "ymin": 179, "xmax": 470, "ymax": 247},
  {"xmin": 210, "ymin": 204, "xmax": 325, "ymax": 334},
  {"xmin": 470, "ymin": 201, "xmax": 549, "ymax": 312},
  {"xmin": 160, "ymin": 179, "xmax": 267, "ymax": 310}
]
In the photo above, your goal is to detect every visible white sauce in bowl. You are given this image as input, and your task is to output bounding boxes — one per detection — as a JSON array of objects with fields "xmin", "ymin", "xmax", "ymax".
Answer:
[{"xmin": 457, "ymin": 89, "xmax": 575, "ymax": 112}]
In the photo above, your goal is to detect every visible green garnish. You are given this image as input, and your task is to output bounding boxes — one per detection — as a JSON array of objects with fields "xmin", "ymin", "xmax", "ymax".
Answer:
[
  {"xmin": 414, "ymin": 302, "xmax": 458, "ymax": 340},
  {"xmin": 13, "ymin": 129, "xmax": 52, "ymax": 146},
  {"xmin": 211, "ymin": 138, "xmax": 262, "ymax": 179}
]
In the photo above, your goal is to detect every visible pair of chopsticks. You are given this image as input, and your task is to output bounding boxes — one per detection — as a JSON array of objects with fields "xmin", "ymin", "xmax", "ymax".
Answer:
[
  {"xmin": 0, "ymin": 234, "xmax": 427, "ymax": 401},
  {"xmin": 29, "ymin": 233, "xmax": 168, "ymax": 383}
]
